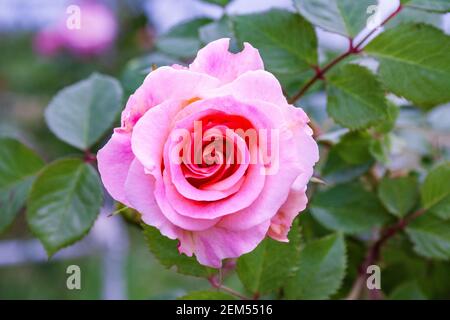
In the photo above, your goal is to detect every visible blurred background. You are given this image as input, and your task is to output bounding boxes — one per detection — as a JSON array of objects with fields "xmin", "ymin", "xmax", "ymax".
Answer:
[{"xmin": 0, "ymin": 0, "xmax": 449, "ymax": 299}]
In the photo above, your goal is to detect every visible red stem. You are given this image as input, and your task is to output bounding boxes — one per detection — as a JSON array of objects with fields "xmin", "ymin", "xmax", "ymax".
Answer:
[
  {"xmin": 288, "ymin": 4, "xmax": 403, "ymax": 104},
  {"xmin": 84, "ymin": 150, "xmax": 97, "ymax": 164},
  {"xmin": 347, "ymin": 208, "xmax": 426, "ymax": 300}
]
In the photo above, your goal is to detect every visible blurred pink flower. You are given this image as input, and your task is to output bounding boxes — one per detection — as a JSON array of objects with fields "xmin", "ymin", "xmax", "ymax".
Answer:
[{"xmin": 34, "ymin": 1, "xmax": 117, "ymax": 57}]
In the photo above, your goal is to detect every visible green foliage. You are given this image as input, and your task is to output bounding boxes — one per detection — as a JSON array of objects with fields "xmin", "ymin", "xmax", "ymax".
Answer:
[
  {"xmin": 199, "ymin": 17, "xmax": 236, "ymax": 49},
  {"xmin": 0, "ymin": 138, "xmax": 45, "ymax": 233},
  {"xmin": 334, "ymin": 131, "xmax": 373, "ymax": 165},
  {"xmin": 284, "ymin": 233, "xmax": 346, "ymax": 299},
  {"xmin": 6, "ymin": 0, "xmax": 450, "ymax": 300},
  {"xmin": 321, "ymin": 147, "xmax": 373, "ymax": 184},
  {"xmin": 45, "ymin": 73, "xmax": 123, "ymax": 150},
  {"xmin": 143, "ymin": 224, "xmax": 216, "ymax": 278},
  {"xmin": 179, "ymin": 290, "xmax": 235, "ymax": 300},
  {"xmin": 294, "ymin": 0, "xmax": 377, "ymax": 37},
  {"xmin": 310, "ymin": 182, "xmax": 390, "ymax": 234},
  {"xmin": 406, "ymin": 214, "xmax": 450, "ymax": 260},
  {"xmin": 156, "ymin": 18, "xmax": 213, "ymax": 59},
  {"xmin": 201, "ymin": 0, "xmax": 231, "ymax": 7},
  {"xmin": 420, "ymin": 162, "xmax": 450, "ymax": 219},
  {"xmin": 378, "ymin": 176, "xmax": 419, "ymax": 218},
  {"xmin": 365, "ymin": 24, "xmax": 450, "ymax": 109},
  {"xmin": 236, "ymin": 223, "xmax": 301, "ymax": 295},
  {"xmin": 401, "ymin": 0, "xmax": 450, "ymax": 13},
  {"xmin": 327, "ymin": 64, "xmax": 388, "ymax": 130},
  {"xmin": 27, "ymin": 159, "xmax": 103, "ymax": 256},
  {"xmin": 389, "ymin": 281, "xmax": 427, "ymax": 300},
  {"xmin": 121, "ymin": 53, "xmax": 179, "ymax": 94},
  {"xmin": 233, "ymin": 9, "xmax": 317, "ymax": 92}
]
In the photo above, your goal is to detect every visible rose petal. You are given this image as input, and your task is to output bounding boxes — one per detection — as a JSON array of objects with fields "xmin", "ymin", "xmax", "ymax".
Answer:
[
  {"xmin": 178, "ymin": 220, "xmax": 271, "ymax": 268},
  {"xmin": 122, "ymin": 66, "xmax": 220, "ymax": 130},
  {"xmin": 154, "ymin": 176, "xmax": 221, "ymax": 231},
  {"xmin": 206, "ymin": 70, "xmax": 288, "ymax": 106},
  {"xmin": 165, "ymin": 124, "xmax": 251, "ymax": 202},
  {"xmin": 268, "ymin": 186, "xmax": 308, "ymax": 242},
  {"xmin": 189, "ymin": 38, "xmax": 264, "ymax": 84},
  {"xmin": 131, "ymin": 100, "xmax": 183, "ymax": 176},
  {"xmin": 164, "ymin": 158, "xmax": 265, "ymax": 220},
  {"xmin": 97, "ymin": 129, "xmax": 134, "ymax": 206},
  {"xmin": 124, "ymin": 159, "xmax": 179, "ymax": 239}
]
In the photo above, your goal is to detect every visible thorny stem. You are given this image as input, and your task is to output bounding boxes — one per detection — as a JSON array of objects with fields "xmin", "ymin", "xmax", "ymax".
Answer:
[
  {"xmin": 208, "ymin": 275, "xmax": 250, "ymax": 300},
  {"xmin": 288, "ymin": 4, "xmax": 403, "ymax": 105},
  {"xmin": 84, "ymin": 149, "xmax": 97, "ymax": 164},
  {"xmin": 346, "ymin": 208, "xmax": 426, "ymax": 300}
]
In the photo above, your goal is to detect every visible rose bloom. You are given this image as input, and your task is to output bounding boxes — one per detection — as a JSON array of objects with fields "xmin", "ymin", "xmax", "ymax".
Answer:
[
  {"xmin": 98, "ymin": 38, "xmax": 319, "ymax": 268},
  {"xmin": 34, "ymin": 1, "xmax": 117, "ymax": 57}
]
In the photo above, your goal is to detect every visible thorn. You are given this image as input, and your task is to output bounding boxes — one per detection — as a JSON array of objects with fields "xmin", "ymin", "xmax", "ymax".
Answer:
[{"xmin": 311, "ymin": 177, "xmax": 327, "ymax": 185}]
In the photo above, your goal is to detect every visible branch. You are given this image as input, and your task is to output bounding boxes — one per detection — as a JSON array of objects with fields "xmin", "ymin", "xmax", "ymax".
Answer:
[
  {"xmin": 346, "ymin": 208, "xmax": 426, "ymax": 300},
  {"xmin": 208, "ymin": 276, "xmax": 250, "ymax": 300},
  {"xmin": 288, "ymin": 4, "xmax": 403, "ymax": 104},
  {"xmin": 84, "ymin": 150, "xmax": 97, "ymax": 163}
]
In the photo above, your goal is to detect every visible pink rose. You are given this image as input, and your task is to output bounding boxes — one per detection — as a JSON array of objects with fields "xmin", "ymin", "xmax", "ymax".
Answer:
[
  {"xmin": 34, "ymin": 1, "xmax": 117, "ymax": 57},
  {"xmin": 98, "ymin": 38, "xmax": 319, "ymax": 268}
]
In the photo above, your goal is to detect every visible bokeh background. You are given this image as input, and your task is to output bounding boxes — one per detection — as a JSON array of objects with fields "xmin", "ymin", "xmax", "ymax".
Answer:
[{"xmin": 0, "ymin": 0, "xmax": 449, "ymax": 299}]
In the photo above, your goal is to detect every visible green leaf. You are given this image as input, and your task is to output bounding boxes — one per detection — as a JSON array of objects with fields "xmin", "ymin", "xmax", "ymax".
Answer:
[
  {"xmin": 321, "ymin": 147, "xmax": 373, "ymax": 184},
  {"xmin": 179, "ymin": 290, "xmax": 236, "ymax": 300},
  {"xmin": 365, "ymin": 24, "xmax": 450, "ymax": 109},
  {"xmin": 121, "ymin": 53, "xmax": 179, "ymax": 94},
  {"xmin": 389, "ymin": 281, "xmax": 428, "ymax": 300},
  {"xmin": 387, "ymin": 7, "xmax": 443, "ymax": 29},
  {"xmin": 401, "ymin": 0, "xmax": 450, "ymax": 13},
  {"xmin": 45, "ymin": 73, "xmax": 123, "ymax": 150},
  {"xmin": 0, "ymin": 138, "xmax": 44, "ymax": 233},
  {"xmin": 406, "ymin": 214, "xmax": 450, "ymax": 260},
  {"xmin": 369, "ymin": 135, "xmax": 391, "ymax": 164},
  {"xmin": 199, "ymin": 16, "xmax": 239, "ymax": 52},
  {"xmin": 374, "ymin": 102, "xmax": 399, "ymax": 134},
  {"xmin": 156, "ymin": 18, "xmax": 213, "ymax": 59},
  {"xmin": 335, "ymin": 131, "xmax": 373, "ymax": 165},
  {"xmin": 378, "ymin": 176, "xmax": 419, "ymax": 218},
  {"xmin": 284, "ymin": 233, "xmax": 346, "ymax": 299},
  {"xmin": 201, "ymin": 0, "xmax": 230, "ymax": 7},
  {"xmin": 294, "ymin": 0, "xmax": 377, "ymax": 37},
  {"xmin": 143, "ymin": 224, "xmax": 216, "ymax": 277},
  {"xmin": 327, "ymin": 64, "xmax": 389, "ymax": 130},
  {"xmin": 236, "ymin": 223, "xmax": 301, "ymax": 294},
  {"xmin": 233, "ymin": 9, "xmax": 317, "ymax": 91},
  {"xmin": 310, "ymin": 182, "xmax": 390, "ymax": 234},
  {"xmin": 27, "ymin": 159, "xmax": 103, "ymax": 256},
  {"xmin": 420, "ymin": 162, "xmax": 450, "ymax": 219}
]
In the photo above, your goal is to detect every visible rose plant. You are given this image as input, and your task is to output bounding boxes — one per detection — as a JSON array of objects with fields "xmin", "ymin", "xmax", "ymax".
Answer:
[{"xmin": 1, "ymin": 0, "xmax": 450, "ymax": 300}]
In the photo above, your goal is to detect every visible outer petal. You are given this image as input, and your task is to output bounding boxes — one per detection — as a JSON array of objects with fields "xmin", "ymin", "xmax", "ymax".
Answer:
[
  {"xmin": 268, "ymin": 185, "xmax": 308, "ymax": 242},
  {"xmin": 178, "ymin": 220, "xmax": 271, "ymax": 268},
  {"xmin": 131, "ymin": 100, "xmax": 183, "ymax": 176},
  {"xmin": 189, "ymin": 38, "xmax": 264, "ymax": 84},
  {"xmin": 205, "ymin": 70, "xmax": 288, "ymax": 106},
  {"xmin": 97, "ymin": 130, "xmax": 134, "ymax": 206},
  {"xmin": 124, "ymin": 159, "xmax": 179, "ymax": 239},
  {"xmin": 154, "ymin": 175, "xmax": 221, "ymax": 231},
  {"xmin": 289, "ymin": 120, "xmax": 319, "ymax": 188},
  {"xmin": 204, "ymin": 69, "xmax": 311, "ymax": 131},
  {"xmin": 122, "ymin": 66, "xmax": 220, "ymax": 130},
  {"xmin": 218, "ymin": 157, "xmax": 302, "ymax": 231}
]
